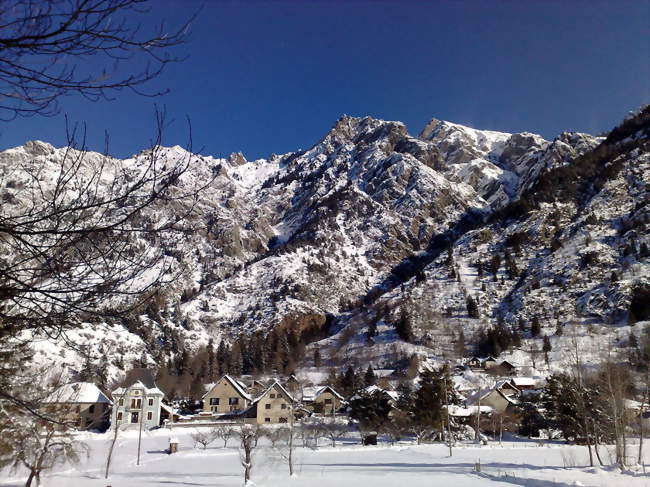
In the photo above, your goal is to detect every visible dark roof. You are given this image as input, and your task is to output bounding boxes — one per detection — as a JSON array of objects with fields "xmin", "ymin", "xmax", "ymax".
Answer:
[{"xmin": 122, "ymin": 368, "xmax": 157, "ymax": 389}]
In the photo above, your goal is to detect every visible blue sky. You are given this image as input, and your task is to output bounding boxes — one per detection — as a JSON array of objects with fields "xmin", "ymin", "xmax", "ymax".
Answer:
[{"xmin": 1, "ymin": 0, "xmax": 648, "ymax": 160}]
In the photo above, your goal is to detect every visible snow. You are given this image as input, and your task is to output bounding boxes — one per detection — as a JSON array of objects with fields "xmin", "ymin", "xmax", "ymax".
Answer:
[
  {"xmin": 43, "ymin": 382, "xmax": 112, "ymax": 404},
  {"xmin": 2, "ymin": 429, "xmax": 650, "ymax": 487}
]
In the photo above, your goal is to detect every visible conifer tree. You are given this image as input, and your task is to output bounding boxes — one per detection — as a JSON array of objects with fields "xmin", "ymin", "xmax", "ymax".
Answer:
[
  {"xmin": 314, "ymin": 348, "xmax": 322, "ymax": 368},
  {"xmin": 364, "ymin": 365, "xmax": 377, "ymax": 387},
  {"xmin": 466, "ymin": 295, "xmax": 480, "ymax": 319},
  {"xmin": 542, "ymin": 335, "xmax": 552, "ymax": 363},
  {"xmin": 531, "ymin": 315, "xmax": 542, "ymax": 337},
  {"xmin": 395, "ymin": 308, "xmax": 413, "ymax": 342}
]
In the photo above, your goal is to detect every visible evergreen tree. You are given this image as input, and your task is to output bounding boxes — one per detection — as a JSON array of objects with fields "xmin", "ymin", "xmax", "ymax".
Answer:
[
  {"xmin": 466, "ymin": 295, "xmax": 480, "ymax": 319},
  {"xmin": 454, "ymin": 329, "xmax": 466, "ymax": 357},
  {"xmin": 313, "ymin": 348, "xmax": 322, "ymax": 368},
  {"xmin": 555, "ymin": 321, "xmax": 563, "ymax": 336},
  {"xmin": 530, "ymin": 315, "xmax": 542, "ymax": 337},
  {"xmin": 340, "ymin": 366, "xmax": 358, "ymax": 396},
  {"xmin": 364, "ymin": 365, "xmax": 377, "ymax": 387},
  {"xmin": 366, "ymin": 319, "xmax": 378, "ymax": 344},
  {"xmin": 216, "ymin": 340, "xmax": 229, "ymax": 376},
  {"xmin": 206, "ymin": 338, "xmax": 216, "ymax": 381},
  {"xmin": 395, "ymin": 308, "xmax": 413, "ymax": 342},
  {"xmin": 542, "ymin": 335, "xmax": 552, "ymax": 363},
  {"xmin": 490, "ymin": 253, "xmax": 501, "ymax": 280},
  {"xmin": 348, "ymin": 390, "xmax": 392, "ymax": 431}
]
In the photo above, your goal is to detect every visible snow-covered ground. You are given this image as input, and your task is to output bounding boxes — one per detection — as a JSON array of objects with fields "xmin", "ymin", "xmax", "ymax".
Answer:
[{"xmin": 3, "ymin": 429, "xmax": 650, "ymax": 487}]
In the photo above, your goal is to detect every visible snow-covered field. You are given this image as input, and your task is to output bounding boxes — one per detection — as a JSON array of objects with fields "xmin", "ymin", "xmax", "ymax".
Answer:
[{"xmin": 3, "ymin": 429, "xmax": 650, "ymax": 487}]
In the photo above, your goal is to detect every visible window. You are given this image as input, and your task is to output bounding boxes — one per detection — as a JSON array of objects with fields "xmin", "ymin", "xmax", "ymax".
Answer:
[
  {"xmin": 211, "ymin": 406, "xmax": 217, "ymax": 412},
  {"xmin": 132, "ymin": 390, "xmax": 140, "ymax": 396},
  {"xmin": 265, "ymin": 404, "xmax": 271, "ymax": 410},
  {"xmin": 147, "ymin": 411, "xmax": 153, "ymax": 420},
  {"xmin": 89, "ymin": 405, "xmax": 95, "ymax": 414},
  {"xmin": 131, "ymin": 398, "xmax": 142, "ymax": 409},
  {"xmin": 324, "ymin": 398, "xmax": 332, "ymax": 405},
  {"xmin": 281, "ymin": 403, "xmax": 287, "ymax": 410},
  {"xmin": 229, "ymin": 397, "xmax": 239, "ymax": 405},
  {"xmin": 117, "ymin": 412, "xmax": 123, "ymax": 421},
  {"xmin": 75, "ymin": 405, "xmax": 80, "ymax": 413},
  {"xmin": 118, "ymin": 398, "xmax": 124, "ymax": 406},
  {"xmin": 270, "ymin": 393, "xmax": 275, "ymax": 399},
  {"xmin": 148, "ymin": 398, "xmax": 154, "ymax": 406},
  {"xmin": 264, "ymin": 418, "xmax": 271, "ymax": 422},
  {"xmin": 131, "ymin": 412, "xmax": 139, "ymax": 423},
  {"xmin": 279, "ymin": 417, "xmax": 287, "ymax": 423},
  {"xmin": 210, "ymin": 398, "xmax": 220, "ymax": 406}
]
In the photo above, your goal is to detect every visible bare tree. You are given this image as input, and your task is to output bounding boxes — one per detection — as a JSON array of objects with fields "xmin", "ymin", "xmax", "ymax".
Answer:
[
  {"xmin": 0, "ymin": 0, "xmax": 193, "ymax": 120},
  {"xmin": 319, "ymin": 418, "xmax": 348, "ymax": 447},
  {"xmin": 263, "ymin": 425, "xmax": 290, "ymax": 449},
  {"xmin": 212, "ymin": 425, "xmax": 234, "ymax": 448},
  {"xmin": 191, "ymin": 428, "xmax": 217, "ymax": 450},
  {"xmin": 236, "ymin": 424, "xmax": 259, "ymax": 484},
  {"xmin": 1, "ymin": 378, "xmax": 88, "ymax": 487}
]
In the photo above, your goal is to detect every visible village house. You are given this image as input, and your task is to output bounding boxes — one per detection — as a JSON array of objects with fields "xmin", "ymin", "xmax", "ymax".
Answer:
[
  {"xmin": 468, "ymin": 356, "xmax": 497, "ymax": 370},
  {"xmin": 466, "ymin": 387, "xmax": 518, "ymax": 415},
  {"xmin": 509, "ymin": 377, "xmax": 537, "ymax": 391},
  {"xmin": 42, "ymin": 382, "xmax": 112, "ymax": 431},
  {"xmin": 245, "ymin": 380, "xmax": 297, "ymax": 424},
  {"xmin": 202, "ymin": 374, "xmax": 252, "ymax": 414},
  {"xmin": 301, "ymin": 385, "xmax": 344, "ymax": 414},
  {"xmin": 284, "ymin": 374, "xmax": 301, "ymax": 394},
  {"xmin": 110, "ymin": 369, "xmax": 165, "ymax": 430}
]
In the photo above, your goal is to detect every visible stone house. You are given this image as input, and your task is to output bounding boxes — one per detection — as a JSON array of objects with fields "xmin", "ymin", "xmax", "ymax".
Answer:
[
  {"xmin": 202, "ymin": 374, "xmax": 252, "ymax": 414},
  {"xmin": 301, "ymin": 385, "xmax": 344, "ymax": 415},
  {"xmin": 110, "ymin": 369, "xmax": 165, "ymax": 430},
  {"xmin": 468, "ymin": 356, "xmax": 497, "ymax": 370},
  {"xmin": 42, "ymin": 382, "xmax": 112, "ymax": 431},
  {"xmin": 245, "ymin": 380, "xmax": 296, "ymax": 424},
  {"xmin": 466, "ymin": 387, "xmax": 518, "ymax": 415}
]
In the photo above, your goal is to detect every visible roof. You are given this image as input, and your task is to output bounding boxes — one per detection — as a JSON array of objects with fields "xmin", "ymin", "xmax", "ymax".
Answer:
[
  {"xmin": 301, "ymin": 385, "xmax": 344, "ymax": 402},
  {"xmin": 466, "ymin": 387, "xmax": 518, "ymax": 406},
  {"xmin": 122, "ymin": 368, "xmax": 157, "ymax": 389},
  {"xmin": 202, "ymin": 374, "xmax": 252, "ymax": 401},
  {"xmin": 495, "ymin": 380, "xmax": 520, "ymax": 392},
  {"xmin": 111, "ymin": 380, "xmax": 164, "ymax": 397},
  {"xmin": 254, "ymin": 379, "xmax": 295, "ymax": 404},
  {"xmin": 374, "ymin": 369, "xmax": 395, "ymax": 378},
  {"xmin": 446, "ymin": 405, "xmax": 493, "ymax": 417},
  {"xmin": 43, "ymin": 382, "xmax": 112, "ymax": 404},
  {"xmin": 511, "ymin": 377, "xmax": 536, "ymax": 387},
  {"xmin": 364, "ymin": 385, "xmax": 399, "ymax": 402}
]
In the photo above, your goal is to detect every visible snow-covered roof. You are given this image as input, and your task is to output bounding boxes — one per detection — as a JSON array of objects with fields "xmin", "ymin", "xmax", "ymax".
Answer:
[
  {"xmin": 374, "ymin": 369, "xmax": 395, "ymax": 378},
  {"xmin": 364, "ymin": 385, "xmax": 399, "ymax": 402},
  {"xmin": 111, "ymin": 380, "xmax": 164, "ymax": 397},
  {"xmin": 511, "ymin": 377, "xmax": 537, "ymax": 387},
  {"xmin": 446, "ymin": 404, "xmax": 494, "ymax": 417},
  {"xmin": 466, "ymin": 386, "xmax": 518, "ymax": 406},
  {"xmin": 254, "ymin": 379, "xmax": 295, "ymax": 403},
  {"xmin": 301, "ymin": 385, "xmax": 344, "ymax": 402},
  {"xmin": 43, "ymin": 382, "xmax": 112, "ymax": 404},
  {"xmin": 201, "ymin": 374, "xmax": 252, "ymax": 401}
]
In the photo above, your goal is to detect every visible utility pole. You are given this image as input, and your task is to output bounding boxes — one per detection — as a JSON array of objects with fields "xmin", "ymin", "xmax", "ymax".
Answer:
[
  {"xmin": 137, "ymin": 398, "xmax": 144, "ymax": 466},
  {"xmin": 443, "ymin": 373, "xmax": 453, "ymax": 457}
]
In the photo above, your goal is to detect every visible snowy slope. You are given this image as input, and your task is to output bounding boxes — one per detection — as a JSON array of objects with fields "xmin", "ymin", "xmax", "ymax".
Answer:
[{"xmin": 1, "ymin": 108, "xmax": 647, "ymax": 381}]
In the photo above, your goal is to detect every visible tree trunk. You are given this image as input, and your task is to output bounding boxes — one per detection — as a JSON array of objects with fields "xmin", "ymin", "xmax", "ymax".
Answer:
[
  {"xmin": 105, "ymin": 425, "xmax": 119, "ymax": 478},
  {"xmin": 24, "ymin": 470, "xmax": 36, "ymax": 487}
]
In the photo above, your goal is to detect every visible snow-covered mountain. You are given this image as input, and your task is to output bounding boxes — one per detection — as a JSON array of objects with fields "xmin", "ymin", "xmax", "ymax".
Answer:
[{"xmin": 2, "ymin": 107, "xmax": 648, "ymax": 380}]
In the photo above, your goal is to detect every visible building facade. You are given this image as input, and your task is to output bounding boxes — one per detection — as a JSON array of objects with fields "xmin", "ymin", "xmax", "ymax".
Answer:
[
  {"xmin": 42, "ymin": 382, "xmax": 112, "ymax": 431},
  {"xmin": 202, "ymin": 374, "xmax": 252, "ymax": 414},
  {"xmin": 111, "ymin": 369, "xmax": 165, "ymax": 430}
]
